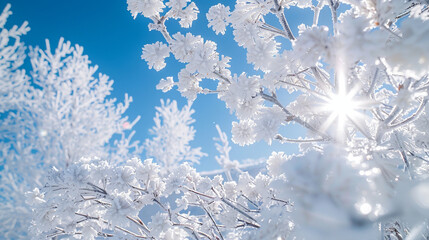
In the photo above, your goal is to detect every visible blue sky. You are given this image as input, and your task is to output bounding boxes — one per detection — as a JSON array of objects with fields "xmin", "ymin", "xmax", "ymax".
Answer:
[{"xmin": 6, "ymin": 1, "xmax": 336, "ymax": 171}]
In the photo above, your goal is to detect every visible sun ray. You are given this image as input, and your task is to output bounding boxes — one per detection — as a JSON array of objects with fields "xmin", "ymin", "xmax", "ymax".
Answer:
[
  {"xmin": 319, "ymin": 111, "xmax": 340, "ymax": 134},
  {"xmin": 314, "ymin": 80, "xmax": 375, "ymax": 142}
]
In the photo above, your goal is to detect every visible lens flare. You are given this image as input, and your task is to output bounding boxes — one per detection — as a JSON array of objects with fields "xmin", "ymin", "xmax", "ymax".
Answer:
[
  {"xmin": 326, "ymin": 93, "xmax": 357, "ymax": 117},
  {"xmin": 358, "ymin": 202, "xmax": 372, "ymax": 215},
  {"xmin": 318, "ymin": 86, "xmax": 369, "ymax": 141}
]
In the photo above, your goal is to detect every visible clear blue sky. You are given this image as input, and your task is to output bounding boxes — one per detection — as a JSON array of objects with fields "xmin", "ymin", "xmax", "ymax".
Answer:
[{"xmin": 6, "ymin": 0, "xmax": 336, "ymax": 171}]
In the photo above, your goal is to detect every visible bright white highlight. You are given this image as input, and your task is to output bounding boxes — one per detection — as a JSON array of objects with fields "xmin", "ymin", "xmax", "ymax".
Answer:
[
  {"xmin": 327, "ymin": 93, "xmax": 357, "ymax": 117},
  {"xmin": 411, "ymin": 183, "xmax": 429, "ymax": 209},
  {"xmin": 39, "ymin": 130, "xmax": 48, "ymax": 137},
  {"xmin": 359, "ymin": 203, "xmax": 372, "ymax": 215},
  {"xmin": 4, "ymin": 0, "xmax": 429, "ymax": 238},
  {"xmin": 319, "ymin": 90, "xmax": 362, "ymax": 140}
]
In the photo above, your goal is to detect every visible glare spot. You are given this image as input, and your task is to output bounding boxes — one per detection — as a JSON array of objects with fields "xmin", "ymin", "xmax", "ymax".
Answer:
[
  {"xmin": 327, "ymin": 93, "xmax": 357, "ymax": 117},
  {"xmin": 40, "ymin": 130, "xmax": 48, "ymax": 137},
  {"xmin": 122, "ymin": 121, "xmax": 131, "ymax": 130},
  {"xmin": 411, "ymin": 182, "xmax": 429, "ymax": 209},
  {"xmin": 359, "ymin": 203, "xmax": 372, "ymax": 215},
  {"xmin": 319, "ymin": 90, "xmax": 362, "ymax": 141},
  {"xmin": 372, "ymin": 168, "xmax": 381, "ymax": 175}
]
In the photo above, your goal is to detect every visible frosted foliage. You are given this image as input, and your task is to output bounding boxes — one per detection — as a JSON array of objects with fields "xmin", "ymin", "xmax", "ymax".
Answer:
[
  {"xmin": 27, "ymin": 157, "xmax": 164, "ymax": 239},
  {"xmin": 120, "ymin": 0, "xmax": 429, "ymax": 239},
  {"xmin": 0, "ymin": 3, "xmax": 30, "ymax": 113},
  {"xmin": 166, "ymin": 0, "xmax": 189, "ymax": 10},
  {"xmin": 246, "ymin": 38, "xmax": 278, "ymax": 71},
  {"xmin": 254, "ymin": 106, "xmax": 286, "ymax": 144},
  {"xmin": 20, "ymin": 0, "xmax": 429, "ymax": 239},
  {"xmin": 170, "ymin": 32, "xmax": 203, "ymax": 63},
  {"xmin": 266, "ymin": 151, "xmax": 288, "ymax": 177},
  {"xmin": 384, "ymin": 16, "xmax": 429, "ymax": 79},
  {"xmin": 30, "ymin": 145, "xmax": 429, "ymax": 239},
  {"xmin": 293, "ymin": 24, "xmax": 330, "ymax": 67},
  {"xmin": 231, "ymin": 119, "xmax": 256, "ymax": 146},
  {"xmin": 145, "ymin": 99, "xmax": 206, "ymax": 173},
  {"xmin": 213, "ymin": 125, "xmax": 239, "ymax": 181},
  {"xmin": 0, "ymin": 4, "xmax": 139, "ymax": 238},
  {"xmin": 220, "ymin": 73, "xmax": 262, "ymax": 119},
  {"xmin": 29, "ymin": 38, "xmax": 135, "ymax": 166},
  {"xmin": 127, "ymin": 0, "xmax": 165, "ymax": 18},
  {"xmin": 156, "ymin": 76, "xmax": 175, "ymax": 92},
  {"xmin": 185, "ymin": 39, "xmax": 218, "ymax": 76},
  {"xmin": 207, "ymin": 4, "xmax": 230, "ymax": 35},
  {"xmin": 177, "ymin": 2, "xmax": 198, "ymax": 28},
  {"xmin": 141, "ymin": 41, "xmax": 170, "ymax": 71},
  {"xmin": 177, "ymin": 68, "xmax": 202, "ymax": 101}
]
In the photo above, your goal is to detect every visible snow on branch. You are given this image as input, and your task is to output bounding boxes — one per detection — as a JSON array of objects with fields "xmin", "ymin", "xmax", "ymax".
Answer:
[
  {"xmin": 0, "ymin": 4, "xmax": 140, "ymax": 238},
  {"xmin": 4, "ymin": 0, "xmax": 429, "ymax": 239},
  {"xmin": 122, "ymin": 0, "xmax": 429, "ymax": 239},
  {"xmin": 145, "ymin": 99, "xmax": 206, "ymax": 174}
]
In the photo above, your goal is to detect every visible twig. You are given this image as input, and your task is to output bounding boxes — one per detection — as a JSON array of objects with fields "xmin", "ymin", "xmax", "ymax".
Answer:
[
  {"xmin": 126, "ymin": 215, "xmax": 151, "ymax": 235},
  {"xmin": 389, "ymin": 99, "xmax": 427, "ymax": 129},
  {"xmin": 237, "ymin": 219, "xmax": 261, "ymax": 229},
  {"xmin": 240, "ymin": 194, "xmax": 260, "ymax": 210},
  {"xmin": 153, "ymin": 197, "xmax": 168, "ymax": 211},
  {"xmin": 275, "ymin": 134, "xmax": 326, "ymax": 143},
  {"xmin": 394, "ymin": 132, "xmax": 413, "ymax": 179},
  {"xmin": 408, "ymin": 151, "xmax": 429, "ymax": 163},
  {"xmin": 310, "ymin": 66, "xmax": 332, "ymax": 92},
  {"xmin": 273, "ymin": 0, "xmax": 296, "ymax": 40},
  {"xmin": 271, "ymin": 197, "xmax": 291, "ymax": 205},
  {"xmin": 312, "ymin": 1, "xmax": 325, "ymax": 26},
  {"xmin": 183, "ymin": 186, "xmax": 216, "ymax": 199},
  {"xmin": 86, "ymin": 182, "xmax": 107, "ymax": 195},
  {"xmin": 46, "ymin": 228, "xmax": 66, "ymax": 238},
  {"xmin": 367, "ymin": 68, "xmax": 379, "ymax": 95},
  {"xmin": 381, "ymin": 24, "xmax": 402, "ymax": 39},
  {"xmin": 150, "ymin": 17, "xmax": 172, "ymax": 43},
  {"xmin": 213, "ymin": 71, "xmax": 231, "ymax": 84},
  {"xmin": 174, "ymin": 223, "xmax": 213, "ymax": 239},
  {"xmin": 259, "ymin": 23, "xmax": 288, "ymax": 37},
  {"xmin": 260, "ymin": 91, "xmax": 332, "ymax": 140},
  {"xmin": 115, "ymin": 225, "xmax": 149, "ymax": 239},
  {"xmin": 328, "ymin": 0, "xmax": 339, "ymax": 35},
  {"xmin": 202, "ymin": 205, "xmax": 225, "ymax": 240},
  {"xmin": 221, "ymin": 198, "xmax": 258, "ymax": 223},
  {"xmin": 383, "ymin": 106, "xmax": 402, "ymax": 126}
]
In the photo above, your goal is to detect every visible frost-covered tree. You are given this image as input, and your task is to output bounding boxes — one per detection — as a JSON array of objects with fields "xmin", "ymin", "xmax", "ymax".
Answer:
[
  {"xmin": 0, "ymin": 4, "xmax": 140, "ymax": 239},
  {"xmin": 127, "ymin": 0, "xmax": 429, "ymax": 239},
  {"xmin": 0, "ymin": 3, "xmax": 29, "ymax": 113},
  {"xmin": 213, "ymin": 124, "xmax": 241, "ymax": 181},
  {"xmin": 27, "ymin": 0, "xmax": 429, "ymax": 239},
  {"xmin": 145, "ymin": 99, "xmax": 205, "ymax": 174}
]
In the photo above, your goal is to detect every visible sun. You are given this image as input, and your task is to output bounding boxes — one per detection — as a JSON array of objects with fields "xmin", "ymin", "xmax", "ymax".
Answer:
[
  {"xmin": 326, "ymin": 93, "xmax": 358, "ymax": 118},
  {"xmin": 318, "ymin": 86, "xmax": 368, "ymax": 141}
]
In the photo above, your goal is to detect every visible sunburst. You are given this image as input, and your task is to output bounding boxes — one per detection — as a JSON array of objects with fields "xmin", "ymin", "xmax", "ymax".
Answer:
[{"xmin": 317, "ymin": 84, "xmax": 374, "ymax": 142}]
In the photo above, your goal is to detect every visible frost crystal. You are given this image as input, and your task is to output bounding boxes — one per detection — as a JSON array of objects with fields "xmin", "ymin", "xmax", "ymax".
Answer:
[
  {"xmin": 8, "ymin": 0, "xmax": 429, "ymax": 239},
  {"xmin": 127, "ymin": 0, "xmax": 165, "ymax": 18},
  {"xmin": 141, "ymin": 41, "xmax": 170, "ymax": 71},
  {"xmin": 207, "ymin": 4, "xmax": 230, "ymax": 35}
]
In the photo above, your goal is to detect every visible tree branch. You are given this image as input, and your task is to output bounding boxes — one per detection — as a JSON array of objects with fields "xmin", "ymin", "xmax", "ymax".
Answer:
[{"xmin": 272, "ymin": 0, "xmax": 296, "ymax": 40}]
